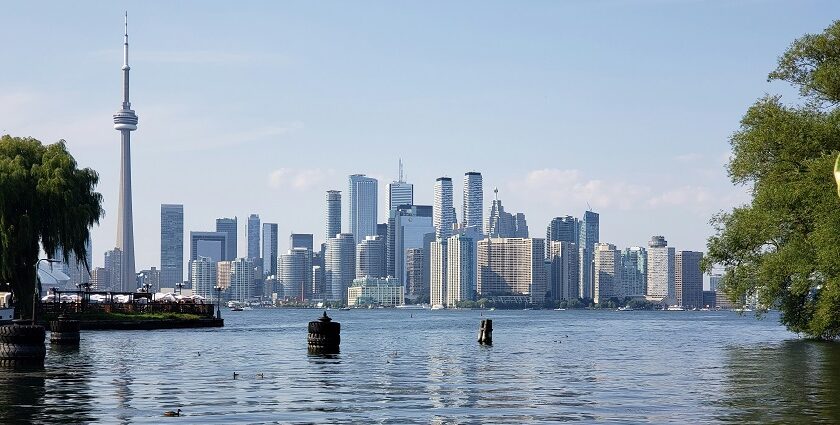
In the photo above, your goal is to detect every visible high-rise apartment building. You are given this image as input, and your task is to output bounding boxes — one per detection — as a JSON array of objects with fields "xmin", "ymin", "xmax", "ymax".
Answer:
[
  {"xmin": 549, "ymin": 241, "xmax": 579, "ymax": 301},
  {"xmin": 215, "ymin": 217, "xmax": 238, "ymax": 261},
  {"xmin": 325, "ymin": 233, "xmax": 356, "ymax": 303},
  {"xmin": 190, "ymin": 232, "xmax": 227, "ymax": 263},
  {"xmin": 349, "ymin": 175, "xmax": 378, "ymax": 243},
  {"xmin": 546, "ymin": 216, "xmax": 578, "ymax": 257},
  {"xmin": 160, "ymin": 204, "xmax": 184, "ymax": 288},
  {"xmin": 622, "ymin": 246, "xmax": 647, "ymax": 297},
  {"xmin": 477, "ymin": 238, "xmax": 547, "ymax": 303},
  {"xmin": 190, "ymin": 256, "xmax": 216, "ymax": 299},
  {"xmin": 279, "ymin": 248, "xmax": 313, "ymax": 301},
  {"xmin": 217, "ymin": 261, "xmax": 232, "ymax": 291},
  {"xmin": 593, "ymin": 243, "xmax": 621, "ymax": 304},
  {"xmin": 356, "ymin": 235, "xmax": 386, "ymax": 279},
  {"xmin": 387, "ymin": 205, "xmax": 434, "ymax": 285},
  {"xmin": 462, "ymin": 172, "xmax": 483, "ymax": 230},
  {"xmin": 405, "ymin": 247, "xmax": 425, "ymax": 300},
  {"xmin": 262, "ymin": 223, "xmax": 278, "ymax": 277},
  {"xmin": 446, "ymin": 234, "xmax": 476, "ymax": 307},
  {"xmin": 676, "ymin": 251, "xmax": 703, "ymax": 308},
  {"xmin": 90, "ymin": 267, "xmax": 109, "ymax": 291},
  {"xmin": 104, "ymin": 248, "xmax": 124, "ymax": 291},
  {"xmin": 646, "ymin": 236, "xmax": 675, "ymax": 303},
  {"xmin": 578, "ymin": 210, "xmax": 599, "ymax": 300},
  {"xmin": 430, "ymin": 239, "xmax": 447, "ymax": 307},
  {"xmin": 433, "ymin": 177, "xmax": 455, "ymax": 239},
  {"xmin": 247, "ymin": 214, "xmax": 260, "ymax": 260},
  {"xmin": 326, "ymin": 190, "xmax": 342, "ymax": 240},
  {"xmin": 229, "ymin": 258, "xmax": 254, "ymax": 302}
]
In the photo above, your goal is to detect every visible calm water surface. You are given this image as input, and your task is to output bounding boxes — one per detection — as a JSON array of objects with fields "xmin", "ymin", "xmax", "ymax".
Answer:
[{"xmin": 1, "ymin": 309, "xmax": 839, "ymax": 424}]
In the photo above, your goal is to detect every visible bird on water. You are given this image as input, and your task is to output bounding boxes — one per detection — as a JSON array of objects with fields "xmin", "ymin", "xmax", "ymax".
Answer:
[{"xmin": 163, "ymin": 409, "xmax": 181, "ymax": 417}]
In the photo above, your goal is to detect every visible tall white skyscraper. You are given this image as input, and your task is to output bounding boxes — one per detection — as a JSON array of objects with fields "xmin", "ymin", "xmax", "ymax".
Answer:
[
  {"xmin": 356, "ymin": 235, "xmax": 386, "ymax": 279},
  {"xmin": 113, "ymin": 13, "xmax": 139, "ymax": 293},
  {"xmin": 434, "ymin": 177, "xmax": 454, "ymax": 239},
  {"xmin": 388, "ymin": 160, "xmax": 414, "ymax": 211},
  {"xmin": 446, "ymin": 233, "xmax": 476, "ymax": 307},
  {"xmin": 229, "ymin": 258, "xmax": 254, "ymax": 302},
  {"xmin": 326, "ymin": 233, "xmax": 356, "ymax": 303},
  {"xmin": 593, "ymin": 243, "xmax": 621, "ymax": 304},
  {"xmin": 160, "ymin": 204, "xmax": 183, "ymax": 288},
  {"xmin": 279, "ymin": 248, "xmax": 312, "ymax": 301},
  {"xmin": 430, "ymin": 239, "xmax": 447, "ymax": 307},
  {"xmin": 190, "ymin": 256, "xmax": 216, "ymax": 299},
  {"xmin": 578, "ymin": 210, "xmax": 599, "ymax": 300},
  {"xmin": 646, "ymin": 235, "xmax": 675, "ymax": 303},
  {"xmin": 349, "ymin": 175, "xmax": 378, "ymax": 244},
  {"xmin": 462, "ymin": 172, "xmax": 483, "ymax": 230},
  {"xmin": 326, "ymin": 190, "xmax": 341, "ymax": 240}
]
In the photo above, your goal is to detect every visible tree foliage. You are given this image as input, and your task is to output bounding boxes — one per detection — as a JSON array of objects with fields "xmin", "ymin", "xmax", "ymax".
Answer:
[
  {"xmin": 0, "ymin": 135, "xmax": 103, "ymax": 319},
  {"xmin": 704, "ymin": 22, "xmax": 840, "ymax": 339}
]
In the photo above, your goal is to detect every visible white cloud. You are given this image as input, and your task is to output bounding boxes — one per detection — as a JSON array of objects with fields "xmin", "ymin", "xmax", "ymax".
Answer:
[
  {"xmin": 269, "ymin": 168, "xmax": 335, "ymax": 191},
  {"xmin": 673, "ymin": 152, "xmax": 703, "ymax": 162},
  {"xmin": 647, "ymin": 185, "xmax": 713, "ymax": 208},
  {"xmin": 510, "ymin": 168, "xmax": 652, "ymax": 210}
]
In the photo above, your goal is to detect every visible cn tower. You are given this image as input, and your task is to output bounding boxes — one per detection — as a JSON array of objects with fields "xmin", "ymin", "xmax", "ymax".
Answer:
[{"xmin": 113, "ymin": 12, "xmax": 138, "ymax": 292}]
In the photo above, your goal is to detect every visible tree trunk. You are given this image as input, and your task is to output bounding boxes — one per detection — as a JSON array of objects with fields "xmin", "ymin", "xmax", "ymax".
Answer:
[{"xmin": 10, "ymin": 264, "xmax": 36, "ymax": 321}]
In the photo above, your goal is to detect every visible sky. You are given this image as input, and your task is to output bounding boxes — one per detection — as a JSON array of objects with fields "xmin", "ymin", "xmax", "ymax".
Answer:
[{"xmin": 2, "ymin": 1, "xmax": 838, "ymax": 275}]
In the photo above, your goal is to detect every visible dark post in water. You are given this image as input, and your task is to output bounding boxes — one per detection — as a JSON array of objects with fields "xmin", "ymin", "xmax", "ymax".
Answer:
[
  {"xmin": 308, "ymin": 312, "xmax": 340, "ymax": 354},
  {"xmin": 49, "ymin": 315, "xmax": 80, "ymax": 346},
  {"xmin": 478, "ymin": 319, "xmax": 492, "ymax": 345}
]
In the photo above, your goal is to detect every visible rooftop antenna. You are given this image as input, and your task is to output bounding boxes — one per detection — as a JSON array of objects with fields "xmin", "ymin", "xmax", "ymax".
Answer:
[
  {"xmin": 398, "ymin": 158, "xmax": 404, "ymax": 183},
  {"xmin": 586, "ymin": 201, "xmax": 592, "ymax": 211},
  {"xmin": 494, "ymin": 187, "xmax": 499, "ymax": 201}
]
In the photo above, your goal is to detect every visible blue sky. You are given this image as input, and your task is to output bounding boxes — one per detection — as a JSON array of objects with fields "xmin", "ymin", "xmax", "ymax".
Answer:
[{"xmin": 2, "ymin": 1, "xmax": 837, "ymax": 272}]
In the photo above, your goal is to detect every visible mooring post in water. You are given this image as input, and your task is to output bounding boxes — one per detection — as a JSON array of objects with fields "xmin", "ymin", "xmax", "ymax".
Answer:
[
  {"xmin": 49, "ymin": 314, "xmax": 80, "ymax": 346},
  {"xmin": 308, "ymin": 311, "xmax": 340, "ymax": 354},
  {"xmin": 478, "ymin": 319, "xmax": 492, "ymax": 345}
]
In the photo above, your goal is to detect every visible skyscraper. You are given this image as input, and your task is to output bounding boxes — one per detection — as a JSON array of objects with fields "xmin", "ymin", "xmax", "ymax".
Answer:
[
  {"xmin": 349, "ymin": 175, "xmax": 378, "ymax": 243},
  {"xmin": 160, "ymin": 204, "xmax": 183, "ymax": 288},
  {"xmin": 190, "ymin": 256, "xmax": 216, "ymax": 299},
  {"xmin": 290, "ymin": 233, "xmax": 314, "ymax": 252},
  {"xmin": 325, "ymin": 233, "xmax": 356, "ymax": 303},
  {"xmin": 477, "ymin": 238, "xmax": 547, "ymax": 303},
  {"xmin": 216, "ymin": 217, "xmax": 238, "ymax": 261},
  {"xmin": 549, "ymin": 241, "xmax": 579, "ymax": 301},
  {"xmin": 676, "ymin": 251, "xmax": 703, "ymax": 308},
  {"xmin": 326, "ymin": 190, "xmax": 342, "ymax": 240},
  {"xmin": 593, "ymin": 243, "xmax": 621, "ymax": 304},
  {"xmin": 190, "ymin": 232, "xmax": 227, "ymax": 264},
  {"xmin": 405, "ymin": 247, "xmax": 425, "ymax": 300},
  {"xmin": 434, "ymin": 177, "xmax": 454, "ymax": 239},
  {"xmin": 430, "ymin": 239, "xmax": 447, "ymax": 307},
  {"xmin": 262, "ymin": 223, "xmax": 278, "ymax": 277},
  {"xmin": 247, "ymin": 214, "xmax": 261, "ymax": 261},
  {"xmin": 113, "ymin": 13, "xmax": 138, "ymax": 295},
  {"xmin": 356, "ymin": 235, "xmax": 386, "ymax": 279},
  {"xmin": 578, "ymin": 210, "xmax": 600, "ymax": 300},
  {"xmin": 621, "ymin": 246, "xmax": 647, "ymax": 298},
  {"xmin": 104, "ymin": 248, "xmax": 123, "ymax": 291},
  {"xmin": 646, "ymin": 236, "xmax": 675, "ymax": 303},
  {"xmin": 546, "ymin": 216, "xmax": 578, "ymax": 257},
  {"xmin": 388, "ymin": 206, "xmax": 434, "ymax": 286},
  {"xmin": 229, "ymin": 258, "xmax": 254, "ymax": 302},
  {"xmin": 387, "ymin": 160, "xmax": 414, "ymax": 211},
  {"xmin": 279, "ymin": 248, "xmax": 313, "ymax": 301},
  {"xmin": 446, "ymin": 233, "xmax": 476, "ymax": 307},
  {"xmin": 486, "ymin": 188, "xmax": 527, "ymax": 238},
  {"xmin": 462, "ymin": 172, "xmax": 483, "ymax": 229}
]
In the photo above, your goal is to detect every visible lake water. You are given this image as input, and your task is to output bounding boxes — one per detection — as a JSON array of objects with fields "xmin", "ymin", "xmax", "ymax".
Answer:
[{"xmin": 1, "ymin": 309, "xmax": 838, "ymax": 424}]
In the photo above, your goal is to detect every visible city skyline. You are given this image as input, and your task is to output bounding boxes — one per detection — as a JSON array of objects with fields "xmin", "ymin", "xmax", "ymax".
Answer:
[{"xmin": 2, "ymin": 3, "xmax": 836, "ymax": 272}]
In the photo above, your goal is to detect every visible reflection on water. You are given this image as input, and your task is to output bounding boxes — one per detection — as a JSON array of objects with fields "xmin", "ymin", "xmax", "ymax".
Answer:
[
  {"xmin": 0, "ymin": 310, "xmax": 836, "ymax": 423},
  {"xmin": 717, "ymin": 340, "xmax": 840, "ymax": 423}
]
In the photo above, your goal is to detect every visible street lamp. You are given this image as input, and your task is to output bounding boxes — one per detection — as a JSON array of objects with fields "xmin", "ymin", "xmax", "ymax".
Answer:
[
  {"xmin": 176, "ymin": 282, "xmax": 185, "ymax": 295},
  {"xmin": 214, "ymin": 285, "xmax": 222, "ymax": 319},
  {"xmin": 33, "ymin": 258, "xmax": 61, "ymax": 324}
]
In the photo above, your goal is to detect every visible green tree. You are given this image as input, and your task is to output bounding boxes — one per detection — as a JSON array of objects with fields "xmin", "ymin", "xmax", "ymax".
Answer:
[
  {"xmin": 704, "ymin": 22, "xmax": 840, "ymax": 340},
  {"xmin": 0, "ymin": 135, "xmax": 103, "ymax": 320}
]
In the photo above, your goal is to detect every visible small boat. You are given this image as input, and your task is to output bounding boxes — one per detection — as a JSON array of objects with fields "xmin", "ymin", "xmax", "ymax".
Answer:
[
  {"xmin": 489, "ymin": 307, "xmax": 495, "ymax": 311},
  {"xmin": 617, "ymin": 306, "xmax": 634, "ymax": 311},
  {"xmin": 395, "ymin": 304, "xmax": 425, "ymax": 310},
  {"xmin": 339, "ymin": 307, "xmax": 350, "ymax": 311},
  {"xmin": 230, "ymin": 307, "xmax": 244, "ymax": 312},
  {"xmin": 242, "ymin": 306, "xmax": 253, "ymax": 311},
  {"xmin": 667, "ymin": 305, "xmax": 686, "ymax": 311},
  {"xmin": 430, "ymin": 304, "xmax": 444, "ymax": 310},
  {"xmin": 553, "ymin": 308, "xmax": 566, "ymax": 311}
]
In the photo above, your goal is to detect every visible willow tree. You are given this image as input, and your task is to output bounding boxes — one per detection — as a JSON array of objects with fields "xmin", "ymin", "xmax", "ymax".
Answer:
[
  {"xmin": 705, "ymin": 22, "xmax": 840, "ymax": 340},
  {"xmin": 0, "ymin": 135, "xmax": 103, "ymax": 320}
]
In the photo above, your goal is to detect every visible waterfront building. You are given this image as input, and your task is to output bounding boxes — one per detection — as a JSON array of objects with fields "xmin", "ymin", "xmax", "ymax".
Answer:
[
  {"xmin": 262, "ymin": 223, "xmax": 278, "ymax": 277},
  {"xmin": 347, "ymin": 276, "xmax": 405, "ymax": 307},
  {"xmin": 356, "ymin": 235, "xmax": 386, "ymax": 279},
  {"xmin": 217, "ymin": 261, "xmax": 232, "ymax": 291},
  {"xmin": 621, "ymin": 246, "xmax": 647, "ymax": 297},
  {"xmin": 104, "ymin": 248, "xmax": 123, "ymax": 291},
  {"xmin": 247, "ymin": 214, "xmax": 260, "ymax": 261},
  {"xmin": 578, "ymin": 210, "xmax": 599, "ymax": 300},
  {"xmin": 462, "ymin": 172, "xmax": 483, "ymax": 229},
  {"xmin": 430, "ymin": 239, "xmax": 447, "ymax": 307},
  {"xmin": 113, "ymin": 14, "xmax": 138, "ymax": 298},
  {"xmin": 229, "ymin": 258, "xmax": 254, "ymax": 302},
  {"xmin": 549, "ymin": 241, "xmax": 579, "ymax": 300},
  {"xmin": 387, "ymin": 160, "xmax": 414, "ymax": 211},
  {"xmin": 446, "ymin": 233, "xmax": 476, "ymax": 307},
  {"xmin": 325, "ymin": 233, "xmax": 356, "ymax": 303},
  {"xmin": 349, "ymin": 174, "xmax": 378, "ymax": 243},
  {"xmin": 279, "ymin": 248, "xmax": 312, "ymax": 301},
  {"xmin": 434, "ymin": 177, "xmax": 455, "ymax": 239},
  {"xmin": 160, "ymin": 204, "xmax": 183, "ymax": 288},
  {"xmin": 326, "ymin": 190, "xmax": 342, "ymax": 239},
  {"xmin": 190, "ymin": 256, "xmax": 216, "ymax": 299},
  {"xmin": 594, "ymin": 243, "xmax": 621, "ymax": 304},
  {"xmin": 676, "ymin": 251, "xmax": 704, "ymax": 308},
  {"xmin": 405, "ymin": 247, "xmax": 425, "ymax": 300},
  {"xmin": 646, "ymin": 236, "xmax": 676, "ymax": 303},
  {"xmin": 485, "ymin": 188, "xmax": 527, "ymax": 238},
  {"xmin": 477, "ymin": 238, "xmax": 547, "ymax": 303},
  {"xmin": 215, "ymin": 217, "xmax": 238, "ymax": 261}
]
